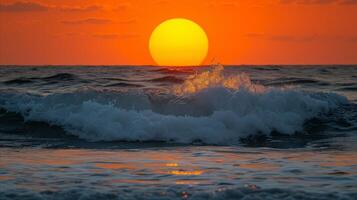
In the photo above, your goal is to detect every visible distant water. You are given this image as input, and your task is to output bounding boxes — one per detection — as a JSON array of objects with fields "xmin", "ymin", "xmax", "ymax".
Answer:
[{"xmin": 0, "ymin": 65, "xmax": 356, "ymax": 199}]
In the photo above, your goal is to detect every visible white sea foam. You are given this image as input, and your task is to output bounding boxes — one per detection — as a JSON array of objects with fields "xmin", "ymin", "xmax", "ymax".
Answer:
[{"xmin": 0, "ymin": 66, "xmax": 348, "ymax": 144}]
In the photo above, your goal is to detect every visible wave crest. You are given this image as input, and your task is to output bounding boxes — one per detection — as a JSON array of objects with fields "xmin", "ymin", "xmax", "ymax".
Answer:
[{"xmin": 173, "ymin": 65, "xmax": 265, "ymax": 95}]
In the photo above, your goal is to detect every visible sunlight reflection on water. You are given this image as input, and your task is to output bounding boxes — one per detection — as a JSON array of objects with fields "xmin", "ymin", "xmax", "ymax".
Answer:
[{"xmin": 1, "ymin": 146, "xmax": 356, "ymax": 195}]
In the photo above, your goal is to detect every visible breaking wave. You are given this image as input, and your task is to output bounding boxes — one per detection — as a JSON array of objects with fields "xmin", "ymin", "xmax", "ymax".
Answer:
[{"xmin": 0, "ymin": 66, "xmax": 349, "ymax": 144}]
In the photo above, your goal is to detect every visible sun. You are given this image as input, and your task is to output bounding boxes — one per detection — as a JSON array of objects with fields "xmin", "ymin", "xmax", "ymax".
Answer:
[{"xmin": 149, "ymin": 18, "xmax": 209, "ymax": 67}]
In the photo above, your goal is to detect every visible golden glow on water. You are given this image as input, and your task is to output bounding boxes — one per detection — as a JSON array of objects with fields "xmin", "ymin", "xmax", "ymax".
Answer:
[
  {"xmin": 1, "ymin": 147, "xmax": 356, "ymax": 192},
  {"xmin": 175, "ymin": 180, "xmax": 202, "ymax": 185},
  {"xmin": 166, "ymin": 163, "xmax": 179, "ymax": 167},
  {"xmin": 319, "ymin": 153, "xmax": 357, "ymax": 168},
  {"xmin": 169, "ymin": 170, "xmax": 203, "ymax": 176},
  {"xmin": 0, "ymin": 175, "xmax": 12, "ymax": 181},
  {"xmin": 96, "ymin": 163, "xmax": 135, "ymax": 170},
  {"xmin": 111, "ymin": 179, "xmax": 159, "ymax": 184}
]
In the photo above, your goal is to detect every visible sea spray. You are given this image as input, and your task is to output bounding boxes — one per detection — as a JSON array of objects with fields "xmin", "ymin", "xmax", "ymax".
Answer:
[{"xmin": 173, "ymin": 64, "xmax": 265, "ymax": 95}]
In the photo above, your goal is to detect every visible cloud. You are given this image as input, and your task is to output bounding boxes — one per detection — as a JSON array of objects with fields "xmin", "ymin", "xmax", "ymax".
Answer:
[
  {"xmin": 348, "ymin": 36, "xmax": 357, "ymax": 42},
  {"xmin": 55, "ymin": 5, "xmax": 102, "ymax": 12},
  {"xmin": 339, "ymin": 0, "xmax": 357, "ymax": 5},
  {"xmin": 118, "ymin": 19, "xmax": 137, "ymax": 24},
  {"xmin": 0, "ymin": 1, "xmax": 103, "ymax": 13},
  {"xmin": 279, "ymin": 0, "xmax": 357, "ymax": 5},
  {"xmin": 61, "ymin": 18, "xmax": 112, "ymax": 25},
  {"xmin": 93, "ymin": 34, "xmax": 119, "ymax": 39},
  {"xmin": 153, "ymin": 1, "xmax": 170, "ymax": 6},
  {"xmin": 112, "ymin": 3, "xmax": 130, "ymax": 11},
  {"xmin": 61, "ymin": 18, "xmax": 136, "ymax": 26},
  {"xmin": 66, "ymin": 32, "xmax": 82, "ymax": 37},
  {"xmin": 0, "ymin": 1, "xmax": 47, "ymax": 12},
  {"xmin": 207, "ymin": 1, "xmax": 238, "ymax": 7},
  {"xmin": 92, "ymin": 33, "xmax": 139, "ymax": 40},
  {"xmin": 280, "ymin": 0, "xmax": 335, "ymax": 5},
  {"xmin": 245, "ymin": 33, "xmax": 357, "ymax": 43},
  {"xmin": 245, "ymin": 33, "xmax": 318, "ymax": 42},
  {"xmin": 329, "ymin": 35, "xmax": 357, "ymax": 42},
  {"xmin": 54, "ymin": 32, "xmax": 140, "ymax": 40}
]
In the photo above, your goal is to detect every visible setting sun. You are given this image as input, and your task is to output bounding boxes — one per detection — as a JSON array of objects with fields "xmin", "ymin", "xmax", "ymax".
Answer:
[{"xmin": 149, "ymin": 18, "xmax": 209, "ymax": 66}]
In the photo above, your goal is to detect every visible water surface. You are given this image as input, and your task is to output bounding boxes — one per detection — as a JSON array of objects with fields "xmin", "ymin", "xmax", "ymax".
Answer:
[{"xmin": 0, "ymin": 65, "xmax": 356, "ymax": 199}]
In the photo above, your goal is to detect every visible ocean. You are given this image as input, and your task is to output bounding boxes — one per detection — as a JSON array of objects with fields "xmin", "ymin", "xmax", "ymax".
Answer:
[{"xmin": 0, "ymin": 65, "xmax": 356, "ymax": 199}]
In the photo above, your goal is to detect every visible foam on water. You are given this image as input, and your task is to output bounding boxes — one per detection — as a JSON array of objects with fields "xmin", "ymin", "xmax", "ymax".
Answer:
[{"xmin": 0, "ymin": 66, "xmax": 349, "ymax": 144}]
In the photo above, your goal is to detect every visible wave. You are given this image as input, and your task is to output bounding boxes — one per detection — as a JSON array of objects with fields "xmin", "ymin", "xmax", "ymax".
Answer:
[
  {"xmin": 0, "ymin": 89, "xmax": 347, "ymax": 144},
  {"xmin": 105, "ymin": 82, "xmax": 144, "ymax": 88},
  {"xmin": 41, "ymin": 73, "xmax": 78, "ymax": 81},
  {"xmin": 339, "ymin": 86, "xmax": 357, "ymax": 91},
  {"xmin": 105, "ymin": 77, "xmax": 131, "ymax": 82},
  {"xmin": 0, "ymin": 66, "xmax": 349, "ymax": 144},
  {"xmin": 253, "ymin": 67, "xmax": 281, "ymax": 71},
  {"xmin": 3, "ymin": 73, "xmax": 80, "ymax": 85},
  {"xmin": 263, "ymin": 77, "xmax": 329, "ymax": 86},
  {"xmin": 153, "ymin": 68, "xmax": 195, "ymax": 74},
  {"xmin": 149, "ymin": 76, "xmax": 184, "ymax": 83},
  {"xmin": 3, "ymin": 78, "xmax": 34, "ymax": 85}
]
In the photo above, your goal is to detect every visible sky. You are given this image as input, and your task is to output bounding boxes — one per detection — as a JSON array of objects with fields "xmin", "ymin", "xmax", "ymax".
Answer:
[{"xmin": 0, "ymin": 0, "xmax": 357, "ymax": 65}]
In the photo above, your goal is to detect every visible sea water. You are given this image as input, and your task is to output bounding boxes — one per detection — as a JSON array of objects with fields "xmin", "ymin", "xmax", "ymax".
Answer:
[{"xmin": 0, "ymin": 65, "xmax": 356, "ymax": 199}]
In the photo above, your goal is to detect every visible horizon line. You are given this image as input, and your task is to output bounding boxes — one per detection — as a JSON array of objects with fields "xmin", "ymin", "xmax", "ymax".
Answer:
[{"xmin": 0, "ymin": 64, "xmax": 356, "ymax": 67}]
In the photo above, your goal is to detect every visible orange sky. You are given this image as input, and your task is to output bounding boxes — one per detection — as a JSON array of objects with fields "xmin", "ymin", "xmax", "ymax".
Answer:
[{"xmin": 0, "ymin": 0, "xmax": 357, "ymax": 65}]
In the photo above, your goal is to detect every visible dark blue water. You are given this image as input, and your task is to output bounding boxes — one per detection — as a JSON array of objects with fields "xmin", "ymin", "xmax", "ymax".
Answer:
[{"xmin": 0, "ymin": 65, "xmax": 356, "ymax": 199}]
